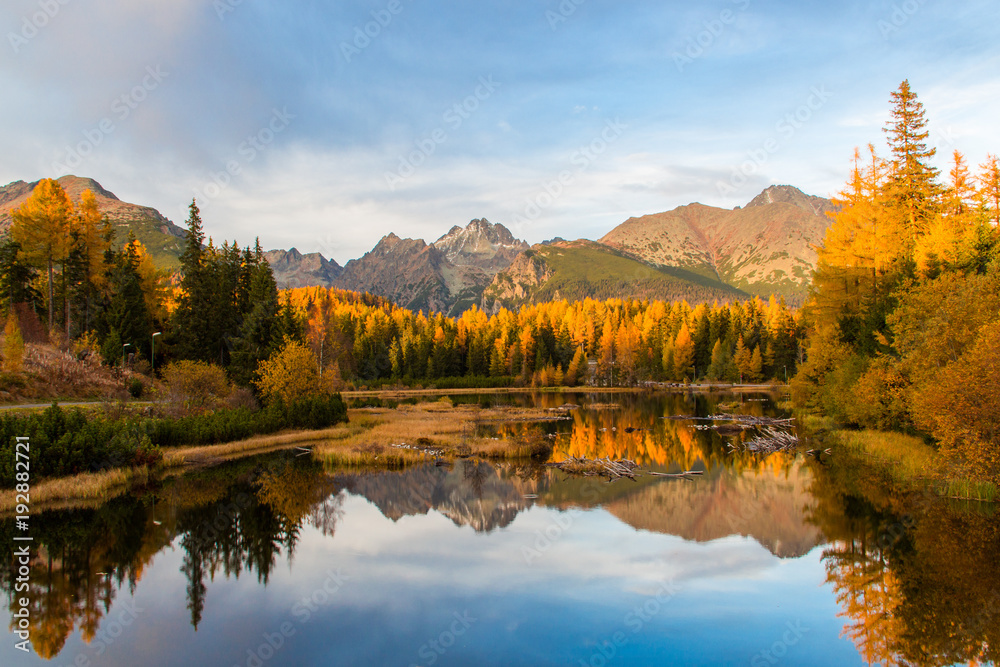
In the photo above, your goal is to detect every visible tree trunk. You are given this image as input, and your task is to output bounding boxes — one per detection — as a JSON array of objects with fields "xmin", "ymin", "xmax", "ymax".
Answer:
[{"xmin": 47, "ymin": 258, "xmax": 54, "ymax": 333}]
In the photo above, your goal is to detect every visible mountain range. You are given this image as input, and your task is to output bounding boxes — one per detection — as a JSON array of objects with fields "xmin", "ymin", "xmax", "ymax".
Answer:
[{"xmin": 0, "ymin": 176, "xmax": 836, "ymax": 311}]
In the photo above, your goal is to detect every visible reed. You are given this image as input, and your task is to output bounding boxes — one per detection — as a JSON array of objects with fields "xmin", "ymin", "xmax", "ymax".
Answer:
[{"xmin": 833, "ymin": 429, "xmax": 998, "ymax": 502}]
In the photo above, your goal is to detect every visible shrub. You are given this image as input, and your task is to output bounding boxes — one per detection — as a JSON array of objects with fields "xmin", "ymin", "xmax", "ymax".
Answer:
[
  {"xmin": 128, "ymin": 377, "xmax": 144, "ymax": 399},
  {"xmin": 162, "ymin": 359, "xmax": 230, "ymax": 413}
]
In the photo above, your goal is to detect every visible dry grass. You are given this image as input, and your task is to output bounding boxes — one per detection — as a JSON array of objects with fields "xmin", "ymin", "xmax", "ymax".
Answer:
[
  {"xmin": 1, "ymin": 402, "xmax": 563, "ymax": 511},
  {"xmin": 314, "ymin": 402, "xmax": 557, "ymax": 469},
  {"xmin": 162, "ymin": 424, "xmax": 359, "ymax": 467},
  {"xmin": 0, "ymin": 339, "xmax": 144, "ymax": 404},
  {"xmin": 835, "ymin": 429, "xmax": 998, "ymax": 502},
  {"xmin": 0, "ymin": 467, "xmax": 150, "ymax": 514}
]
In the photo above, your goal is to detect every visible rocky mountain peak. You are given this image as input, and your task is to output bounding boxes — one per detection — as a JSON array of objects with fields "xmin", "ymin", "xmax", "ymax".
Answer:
[
  {"xmin": 746, "ymin": 185, "xmax": 834, "ymax": 217},
  {"xmin": 432, "ymin": 218, "xmax": 528, "ymax": 270}
]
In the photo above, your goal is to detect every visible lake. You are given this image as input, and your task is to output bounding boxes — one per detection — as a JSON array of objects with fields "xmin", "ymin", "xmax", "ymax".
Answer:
[{"xmin": 2, "ymin": 391, "xmax": 997, "ymax": 666}]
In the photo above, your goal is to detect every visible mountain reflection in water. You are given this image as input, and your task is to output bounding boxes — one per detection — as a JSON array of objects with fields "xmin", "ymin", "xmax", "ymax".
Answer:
[{"xmin": 0, "ymin": 392, "xmax": 997, "ymax": 666}]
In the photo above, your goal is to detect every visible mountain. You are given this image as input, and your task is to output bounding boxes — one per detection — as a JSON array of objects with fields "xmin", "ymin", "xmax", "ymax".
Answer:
[
  {"xmin": 432, "ymin": 217, "xmax": 528, "ymax": 270},
  {"xmin": 334, "ymin": 218, "xmax": 527, "ymax": 315},
  {"xmin": 599, "ymin": 185, "xmax": 834, "ymax": 301},
  {"xmin": 0, "ymin": 175, "xmax": 187, "ymax": 269},
  {"xmin": 263, "ymin": 248, "xmax": 342, "ymax": 289},
  {"xmin": 481, "ymin": 239, "xmax": 747, "ymax": 314}
]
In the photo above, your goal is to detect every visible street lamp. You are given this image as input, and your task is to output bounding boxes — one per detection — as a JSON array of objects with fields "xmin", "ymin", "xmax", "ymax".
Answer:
[
  {"xmin": 152, "ymin": 332, "xmax": 162, "ymax": 373},
  {"xmin": 122, "ymin": 343, "xmax": 132, "ymax": 367}
]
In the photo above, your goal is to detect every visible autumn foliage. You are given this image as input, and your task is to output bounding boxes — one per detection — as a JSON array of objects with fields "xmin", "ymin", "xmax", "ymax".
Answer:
[{"xmin": 796, "ymin": 80, "xmax": 1000, "ymax": 484}]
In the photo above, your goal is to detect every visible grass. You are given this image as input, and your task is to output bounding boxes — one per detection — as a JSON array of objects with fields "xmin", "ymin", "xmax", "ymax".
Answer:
[
  {"xmin": 0, "ymin": 466, "xmax": 151, "ymax": 513},
  {"xmin": 314, "ymin": 402, "xmax": 556, "ymax": 470},
  {"xmin": 832, "ymin": 429, "xmax": 998, "ymax": 502}
]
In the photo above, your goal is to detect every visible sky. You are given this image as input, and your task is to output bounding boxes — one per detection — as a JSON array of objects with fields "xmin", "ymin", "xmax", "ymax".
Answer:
[{"xmin": 2, "ymin": 0, "xmax": 999, "ymax": 264}]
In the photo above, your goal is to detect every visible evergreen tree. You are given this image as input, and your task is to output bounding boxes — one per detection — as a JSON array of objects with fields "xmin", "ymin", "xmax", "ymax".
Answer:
[
  {"xmin": 102, "ymin": 235, "xmax": 152, "ymax": 361},
  {"xmin": 883, "ymin": 80, "xmax": 941, "ymax": 245},
  {"xmin": 0, "ymin": 237, "xmax": 40, "ymax": 312},
  {"xmin": 173, "ymin": 200, "xmax": 214, "ymax": 361},
  {"xmin": 229, "ymin": 260, "xmax": 281, "ymax": 386}
]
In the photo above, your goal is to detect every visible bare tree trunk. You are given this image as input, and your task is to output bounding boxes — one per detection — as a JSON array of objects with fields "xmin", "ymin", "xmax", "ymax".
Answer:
[{"xmin": 47, "ymin": 258, "xmax": 54, "ymax": 334}]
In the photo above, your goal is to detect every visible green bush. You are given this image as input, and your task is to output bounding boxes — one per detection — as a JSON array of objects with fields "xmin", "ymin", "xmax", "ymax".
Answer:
[{"xmin": 128, "ymin": 377, "xmax": 144, "ymax": 399}]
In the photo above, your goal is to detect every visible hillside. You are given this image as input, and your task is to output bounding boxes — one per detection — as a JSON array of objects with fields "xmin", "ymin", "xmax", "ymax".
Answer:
[
  {"xmin": 599, "ymin": 185, "xmax": 833, "ymax": 301},
  {"xmin": 481, "ymin": 240, "xmax": 747, "ymax": 313},
  {"xmin": 0, "ymin": 175, "xmax": 187, "ymax": 269}
]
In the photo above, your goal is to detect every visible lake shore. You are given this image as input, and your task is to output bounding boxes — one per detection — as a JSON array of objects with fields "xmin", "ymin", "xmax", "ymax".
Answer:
[{"xmin": 0, "ymin": 400, "xmax": 566, "ymax": 514}]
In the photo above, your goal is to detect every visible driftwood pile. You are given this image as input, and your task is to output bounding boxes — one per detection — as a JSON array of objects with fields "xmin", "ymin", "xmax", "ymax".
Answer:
[
  {"xmin": 547, "ymin": 457, "xmax": 640, "ymax": 480},
  {"xmin": 735, "ymin": 427, "xmax": 800, "ymax": 454},
  {"xmin": 663, "ymin": 413, "xmax": 800, "ymax": 453}
]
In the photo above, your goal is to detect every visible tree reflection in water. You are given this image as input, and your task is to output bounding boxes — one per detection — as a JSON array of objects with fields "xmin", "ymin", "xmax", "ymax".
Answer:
[
  {"xmin": 808, "ymin": 453, "xmax": 1000, "ymax": 666},
  {"xmin": 0, "ymin": 454, "xmax": 339, "ymax": 655}
]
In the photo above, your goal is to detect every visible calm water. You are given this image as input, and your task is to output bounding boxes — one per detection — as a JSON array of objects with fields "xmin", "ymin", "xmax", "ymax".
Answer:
[{"xmin": 2, "ymin": 392, "xmax": 997, "ymax": 666}]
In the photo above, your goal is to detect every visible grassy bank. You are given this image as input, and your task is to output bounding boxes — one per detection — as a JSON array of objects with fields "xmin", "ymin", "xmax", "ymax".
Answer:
[
  {"xmin": 315, "ymin": 401, "xmax": 556, "ymax": 470},
  {"xmin": 0, "ymin": 401, "xmax": 561, "ymax": 512},
  {"xmin": 832, "ymin": 429, "xmax": 997, "ymax": 502}
]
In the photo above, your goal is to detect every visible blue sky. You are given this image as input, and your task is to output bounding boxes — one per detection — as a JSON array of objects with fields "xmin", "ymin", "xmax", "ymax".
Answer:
[{"xmin": 2, "ymin": 0, "xmax": 999, "ymax": 263}]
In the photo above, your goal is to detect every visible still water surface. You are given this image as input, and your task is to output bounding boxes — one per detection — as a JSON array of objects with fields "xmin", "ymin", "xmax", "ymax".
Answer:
[{"xmin": 2, "ymin": 392, "xmax": 996, "ymax": 666}]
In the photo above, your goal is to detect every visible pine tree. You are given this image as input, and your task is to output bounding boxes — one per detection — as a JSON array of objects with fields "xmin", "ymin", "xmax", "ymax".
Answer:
[
  {"xmin": 229, "ymin": 261, "xmax": 281, "ymax": 386},
  {"xmin": 0, "ymin": 238, "xmax": 40, "ymax": 312},
  {"xmin": 883, "ymin": 80, "xmax": 941, "ymax": 244},
  {"xmin": 707, "ymin": 339, "xmax": 727, "ymax": 380},
  {"xmin": 103, "ymin": 234, "xmax": 152, "ymax": 360},
  {"xmin": 173, "ymin": 200, "xmax": 213, "ymax": 360}
]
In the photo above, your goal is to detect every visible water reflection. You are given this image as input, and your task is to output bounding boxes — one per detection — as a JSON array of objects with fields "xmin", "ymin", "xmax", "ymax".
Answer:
[
  {"xmin": 0, "ymin": 392, "xmax": 997, "ymax": 665},
  {"xmin": 807, "ymin": 454, "xmax": 1000, "ymax": 666}
]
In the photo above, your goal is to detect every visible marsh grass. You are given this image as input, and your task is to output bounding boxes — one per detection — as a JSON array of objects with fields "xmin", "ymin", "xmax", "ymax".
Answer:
[
  {"xmin": 8, "ymin": 402, "xmax": 563, "ymax": 510},
  {"xmin": 834, "ymin": 429, "xmax": 998, "ymax": 502},
  {"xmin": 0, "ymin": 466, "xmax": 150, "ymax": 514},
  {"xmin": 315, "ymin": 403, "xmax": 557, "ymax": 470}
]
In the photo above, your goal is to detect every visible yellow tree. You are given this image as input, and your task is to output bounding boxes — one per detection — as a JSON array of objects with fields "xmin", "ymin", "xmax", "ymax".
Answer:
[
  {"xmin": 673, "ymin": 322, "xmax": 694, "ymax": 380},
  {"xmin": 129, "ymin": 239, "xmax": 170, "ymax": 324},
  {"xmin": 72, "ymin": 189, "xmax": 111, "ymax": 331},
  {"xmin": 255, "ymin": 337, "xmax": 324, "ymax": 405},
  {"xmin": 915, "ymin": 151, "xmax": 978, "ymax": 276},
  {"xmin": 3, "ymin": 311, "xmax": 25, "ymax": 373},
  {"xmin": 978, "ymin": 153, "xmax": 1000, "ymax": 226},
  {"xmin": 11, "ymin": 179, "xmax": 73, "ymax": 331}
]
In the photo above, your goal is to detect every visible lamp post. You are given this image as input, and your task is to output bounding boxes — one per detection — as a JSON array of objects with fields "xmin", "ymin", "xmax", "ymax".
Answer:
[
  {"xmin": 152, "ymin": 332, "xmax": 162, "ymax": 373},
  {"xmin": 122, "ymin": 343, "xmax": 132, "ymax": 367}
]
